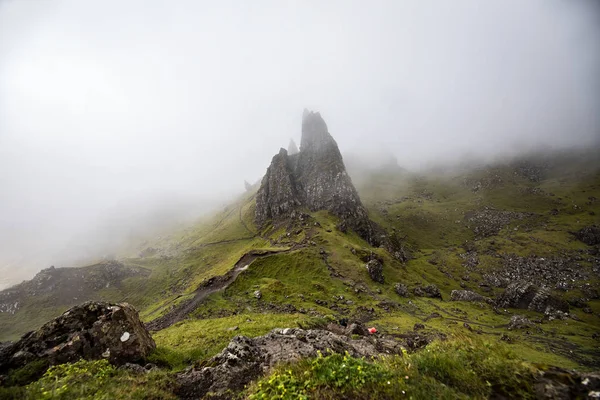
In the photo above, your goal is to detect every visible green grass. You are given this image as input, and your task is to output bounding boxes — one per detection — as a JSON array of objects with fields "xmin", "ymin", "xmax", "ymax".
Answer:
[
  {"xmin": 150, "ymin": 313, "xmax": 311, "ymax": 370},
  {"xmin": 247, "ymin": 336, "xmax": 537, "ymax": 399}
]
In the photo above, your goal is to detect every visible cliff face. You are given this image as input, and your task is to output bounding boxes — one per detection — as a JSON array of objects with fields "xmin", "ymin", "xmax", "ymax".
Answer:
[{"xmin": 256, "ymin": 110, "xmax": 376, "ymax": 244}]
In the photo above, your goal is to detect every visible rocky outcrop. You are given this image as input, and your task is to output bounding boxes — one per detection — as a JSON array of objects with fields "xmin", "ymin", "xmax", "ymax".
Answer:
[
  {"xmin": 365, "ymin": 259, "xmax": 384, "ymax": 283},
  {"xmin": 175, "ymin": 327, "xmax": 401, "ymax": 399},
  {"xmin": 496, "ymin": 282, "xmax": 569, "ymax": 314},
  {"xmin": 395, "ymin": 283, "xmax": 409, "ymax": 297},
  {"xmin": 450, "ymin": 290, "xmax": 492, "ymax": 304},
  {"xmin": 507, "ymin": 315, "xmax": 535, "ymax": 330},
  {"xmin": 0, "ymin": 262, "xmax": 150, "ymax": 315},
  {"xmin": 574, "ymin": 226, "xmax": 600, "ymax": 246},
  {"xmin": 534, "ymin": 367, "xmax": 600, "ymax": 400},
  {"xmin": 0, "ymin": 301, "xmax": 155, "ymax": 375},
  {"xmin": 414, "ymin": 284, "xmax": 442, "ymax": 299},
  {"xmin": 256, "ymin": 110, "xmax": 377, "ymax": 245}
]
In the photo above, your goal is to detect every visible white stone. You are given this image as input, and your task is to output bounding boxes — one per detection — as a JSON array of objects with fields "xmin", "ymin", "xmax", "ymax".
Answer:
[{"xmin": 120, "ymin": 331, "xmax": 130, "ymax": 342}]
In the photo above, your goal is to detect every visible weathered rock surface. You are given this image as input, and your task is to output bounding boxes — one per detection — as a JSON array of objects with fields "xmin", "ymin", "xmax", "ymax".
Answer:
[
  {"xmin": 394, "ymin": 283, "xmax": 409, "ymax": 297},
  {"xmin": 507, "ymin": 315, "xmax": 535, "ymax": 330},
  {"xmin": 0, "ymin": 301, "xmax": 155, "ymax": 374},
  {"xmin": 365, "ymin": 259, "xmax": 384, "ymax": 283},
  {"xmin": 534, "ymin": 367, "xmax": 600, "ymax": 400},
  {"xmin": 496, "ymin": 282, "xmax": 569, "ymax": 314},
  {"xmin": 175, "ymin": 327, "xmax": 402, "ymax": 399},
  {"xmin": 574, "ymin": 226, "xmax": 600, "ymax": 246},
  {"xmin": 255, "ymin": 110, "xmax": 377, "ymax": 244},
  {"xmin": 450, "ymin": 290, "xmax": 492, "ymax": 304},
  {"xmin": 414, "ymin": 284, "xmax": 442, "ymax": 299}
]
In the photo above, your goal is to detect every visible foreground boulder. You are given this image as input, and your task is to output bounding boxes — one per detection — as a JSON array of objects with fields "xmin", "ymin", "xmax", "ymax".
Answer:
[
  {"xmin": 176, "ymin": 327, "xmax": 401, "ymax": 399},
  {"xmin": 0, "ymin": 301, "xmax": 155, "ymax": 374},
  {"xmin": 496, "ymin": 282, "xmax": 569, "ymax": 314}
]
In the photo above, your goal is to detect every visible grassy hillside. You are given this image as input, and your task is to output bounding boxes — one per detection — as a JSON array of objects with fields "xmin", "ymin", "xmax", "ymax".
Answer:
[{"xmin": 1, "ymin": 149, "xmax": 599, "ymax": 398}]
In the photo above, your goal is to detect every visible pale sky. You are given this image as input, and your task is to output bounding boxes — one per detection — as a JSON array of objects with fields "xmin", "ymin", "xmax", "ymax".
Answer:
[{"xmin": 1, "ymin": 0, "xmax": 599, "ymax": 287}]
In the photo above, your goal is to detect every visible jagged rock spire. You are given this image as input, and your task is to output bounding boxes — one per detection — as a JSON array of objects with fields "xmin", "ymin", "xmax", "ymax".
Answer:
[
  {"xmin": 288, "ymin": 138, "xmax": 299, "ymax": 155},
  {"xmin": 255, "ymin": 110, "xmax": 377, "ymax": 244}
]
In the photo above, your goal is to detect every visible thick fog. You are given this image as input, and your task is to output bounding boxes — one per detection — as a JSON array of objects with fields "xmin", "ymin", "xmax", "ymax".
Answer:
[{"xmin": 1, "ymin": 0, "xmax": 599, "ymax": 288}]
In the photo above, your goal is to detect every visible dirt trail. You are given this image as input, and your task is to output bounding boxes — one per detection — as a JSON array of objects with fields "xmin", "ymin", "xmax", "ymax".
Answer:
[{"xmin": 146, "ymin": 247, "xmax": 298, "ymax": 331}]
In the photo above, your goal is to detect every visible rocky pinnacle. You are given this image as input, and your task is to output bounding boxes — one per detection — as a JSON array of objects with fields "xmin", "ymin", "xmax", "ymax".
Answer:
[{"xmin": 256, "ymin": 110, "xmax": 377, "ymax": 244}]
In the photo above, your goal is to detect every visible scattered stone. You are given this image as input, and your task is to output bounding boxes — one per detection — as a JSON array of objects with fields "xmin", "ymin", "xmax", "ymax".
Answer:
[
  {"xmin": 0, "ymin": 301, "xmax": 155, "ymax": 378},
  {"xmin": 464, "ymin": 208, "xmax": 532, "ymax": 238},
  {"xmin": 227, "ymin": 326, "xmax": 239, "ymax": 332},
  {"xmin": 394, "ymin": 283, "xmax": 409, "ymax": 298},
  {"xmin": 508, "ymin": 315, "xmax": 534, "ymax": 330},
  {"xmin": 414, "ymin": 284, "xmax": 442, "ymax": 299},
  {"xmin": 413, "ymin": 323, "xmax": 425, "ymax": 331},
  {"xmin": 253, "ymin": 290, "xmax": 262, "ymax": 299},
  {"xmin": 365, "ymin": 259, "xmax": 384, "ymax": 284},
  {"xmin": 450, "ymin": 290, "xmax": 492, "ymax": 304},
  {"xmin": 500, "ymin": 334, "xmax": 513, "ymax": 343},
  {"xmin": 544, "ymin": 307, "xmax": 569, "ymax": 321}
]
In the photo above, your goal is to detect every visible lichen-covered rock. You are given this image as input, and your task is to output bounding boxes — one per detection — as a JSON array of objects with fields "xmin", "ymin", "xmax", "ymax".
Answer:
[
  {"xmin": 507, "ymin": 315, "xmax": 534, "ymax": 330},
  {"xmin": 365, "ymin": 259, "xmax": 384, "ymax": 283},
  {"xmin": 450, "ymin": 290, "xmax": 492, "ymax": 304},
  {"xmin": 0, "ymin": 301, "xmax": 155, "ymax": 375},
  {"xmin": 534, "ymin": 367, "xmax": 600, "ymax": 399},
  {"xmin": 496, "ymin": 282, "xmax": 569, "ymax": 314},
  {"xmin": 414, "ymin": 284, "xmax": 442, "ymax": 299},
  {"xmin": 175, "ymin": 328, "xmax": 402, "ymax": 399},
  {"xmin": 255, "ymin": 110, "xmax": 377, "ymax": 245},
  {"xmin": 394, "ymin": 283, "xmax": 409, "ymax": 297}
]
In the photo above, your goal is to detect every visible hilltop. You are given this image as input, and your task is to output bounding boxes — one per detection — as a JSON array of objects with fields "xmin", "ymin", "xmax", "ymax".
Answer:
[{"xmin": 0, "ymin": 111, "xmax": 599, "ymax": 399}]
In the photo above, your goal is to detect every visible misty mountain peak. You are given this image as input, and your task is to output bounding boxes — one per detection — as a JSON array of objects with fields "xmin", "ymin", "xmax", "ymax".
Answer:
[
  {"xmin": 300, "ymin": 109, "xmax": 334, "ymax": 153},
  {"xmin": 256, "ymin": 111, "xmax": 375, "ymax": 244},
  {"xmin": 288, "ymin": 138, "xmax": 299, "ymax": 155}
]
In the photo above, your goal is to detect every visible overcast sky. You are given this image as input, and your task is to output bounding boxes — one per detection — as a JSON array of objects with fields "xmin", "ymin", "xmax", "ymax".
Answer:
[{"xmin": 1, "ymin": 0, "xmax": 599, "ymax": 286}]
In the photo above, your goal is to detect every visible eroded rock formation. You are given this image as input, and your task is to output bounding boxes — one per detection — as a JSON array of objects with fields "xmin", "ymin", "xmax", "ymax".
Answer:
[{"xmin": 256, "ymin": 110, "xmax": 377, "ymax": 244}]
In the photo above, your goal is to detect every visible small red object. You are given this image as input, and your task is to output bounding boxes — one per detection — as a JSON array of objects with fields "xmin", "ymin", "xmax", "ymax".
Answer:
[{"xmin": 368, "ymin": 327, "xmax": 377, "ymax": 334}]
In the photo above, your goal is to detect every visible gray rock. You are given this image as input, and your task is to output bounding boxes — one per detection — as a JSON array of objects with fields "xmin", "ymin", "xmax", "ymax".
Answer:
[
  {"xmin": 255, "ymin": 110, "xmax": 377, "ymax": 245},
  {"xmin": 0, "ymin": 301, "xmax": 155, "ymax": 378},
  {"xmin": 450, "ymin": 290, "xmax": 491, "ymax": 303},
  {"xmin": 394, "ymin": 283, "xmax": 409, "ymax": 297},
  {"xmin": 414, "ymin": 284, "xmax": 442, "ymax": 299},
  {"xmin": 496, "ymin": 282, "xmax": 569, "ymax": 314},
  {"xmin": 365, "ymin": 259, "xmax": 384, "ymax": 284},
  {"xmin": 507, "ymin": 315, "xmax": 534, "ymax": 330},
  {"xmin": 574, "ymin": 226, "xmax": 600, "ymax": 246},
  {"xmin": 175, "ymin": 328, "xmax": 401, "ymax": 399},
  {"xmin": 253, "ymin": 290, "xmax": 262, "ymax": 299}
]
